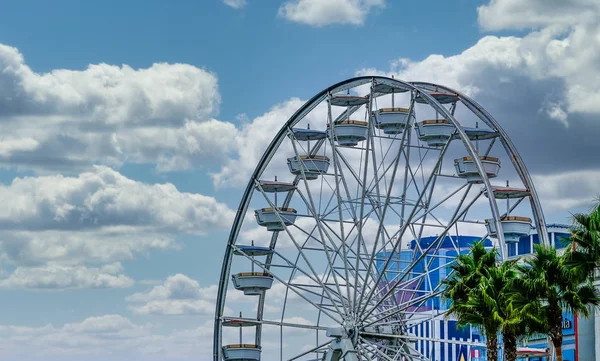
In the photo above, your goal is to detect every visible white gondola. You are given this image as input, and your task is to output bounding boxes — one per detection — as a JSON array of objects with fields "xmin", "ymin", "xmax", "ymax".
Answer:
[
  {"xmin": 289, "ymin": 128, "xmax": 327, "ymax": 141},
  {"xmin": 222, "ymin": 344, "xmax": 261, "ymax": 361},
  {"xmin": 256, "ymin": 180, "xmax": 295, "ymax": 193},
  {"xmin": 372, "ymin": 83, "xmax": 409, "ymax": 94},
  {"xmin": 454, "ymin": 156, "xmax": 501, "ymax": 183},
  {"xmin": 329, "ymin": 120, "xmax": 368, "ymax": 146},
  {"xmin": 222, "ymin": 318, "xmax": 261, "ymax": 327},
  {"xmin": 330, "ymin": 94, "xmax": 369, "ymax": 107},
  {"xmin": 416, "ymin": 119, "xmax": 455, "ymax": 147},
  {"xmin": 486, "ymin": 216, "xmax": 532, "ymax": 243},
  {"xmin": 287, "ymin": 155, "xmax": 330, "ymax": 180},
  {"xmin": 415, "ymin": 92, "xmax": 459, "ymax": 104},
  {"xmin": 374, "ymin": 108, "xmax": 412, "ymax": 134},
  {"xmin": 233, "ymin": 245, "xmax": 273, "ymax": 257},
  {"xmin": 483, "ymin": 186, "xmax": 530, "ymax": 199},
  {"xmin": 232, "ymin": 272, "xmax": 274, "ymax": 295},
  {"xmin": 462, "ymin": 127, "xmax": 499, "ymax": 141},
  {"xmin": 254, "ymin": 207, "xmax": 297, "ymax": 231}
]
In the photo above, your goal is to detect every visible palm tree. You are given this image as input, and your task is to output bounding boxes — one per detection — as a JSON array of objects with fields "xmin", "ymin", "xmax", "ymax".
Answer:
[
  {"xmin": 566, "ymin": 202, "xmax": 600, "ymax": 280},
  {"xmin": 517, "ymin": 244, "xmax": 600, "ymax": 361},
  {"xmin": 442, "ymin": 241, "xmax": 499, "ymax": 361}
]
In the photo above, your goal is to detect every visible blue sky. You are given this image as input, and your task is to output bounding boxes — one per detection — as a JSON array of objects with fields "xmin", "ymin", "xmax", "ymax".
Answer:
[{"xmin": 0, "ymin": 0, "xmax": 599, "ymax": 360}]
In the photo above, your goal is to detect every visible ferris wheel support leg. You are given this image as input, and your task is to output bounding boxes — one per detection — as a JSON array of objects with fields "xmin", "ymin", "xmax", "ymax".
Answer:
[
  {"xmin": 323, "ymin": 338, "xmax": 360, "ymax": 361},
  {"xmin": 323, "ymin": 328, "xmax": 360, "ymax": 361}
]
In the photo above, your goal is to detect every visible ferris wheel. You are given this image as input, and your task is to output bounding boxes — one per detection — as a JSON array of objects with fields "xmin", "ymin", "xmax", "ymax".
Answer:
[{"xmin": 213, "ymin": 76, "xmax": 549, "ymax": 361}]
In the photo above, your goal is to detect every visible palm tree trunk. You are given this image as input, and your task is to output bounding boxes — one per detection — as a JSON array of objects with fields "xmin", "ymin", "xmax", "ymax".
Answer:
[
  {"xmin": 503, "ymin": 332, "xmax": 518, "ymax": 361},
  {"xmin": 486, "ymin": 334, "xmax": 498, "ymax": 361},
  {"xmin": 553, "ymin": 341, "xmax": 563, "ymax": 361},
  {"xmin": 549, "ymin": 304, "xmax": 564, "ymax": 361}
]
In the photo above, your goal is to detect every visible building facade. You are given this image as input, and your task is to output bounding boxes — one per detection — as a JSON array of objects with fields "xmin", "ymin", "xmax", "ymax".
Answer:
[{"xmin": 376, "ymin": 225, "xmax": 598, "ymax": 361}]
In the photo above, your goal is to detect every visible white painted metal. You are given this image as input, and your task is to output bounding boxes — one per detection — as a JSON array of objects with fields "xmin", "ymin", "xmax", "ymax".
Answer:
[
  {"xmin": 454, "ymin": 156, "xmax": 501, "ymax": 183},
  {"xmin": 374, "ymin": 108, "xmax": 412, "ymax": 134},
  {"xmin": 486, "ymin": 217, "xmax": 532, "ymax": 243},
  {"xmin": 231, "ymin": 273, "xmax": 274, "ymax": 295},
  {"xmin": 415, "ymin": 120, "xmax": 455, "ymax": 147},
  {"xmin": 330, "ymin": 121, "xmax": 369, "ymax": 146},
  {"xmin": 222, "ymin": 345, "xmax": 261, "ymax": 361},
  {"xmin": 254, "ymin": 208, "xmax": 297, "ymax": 231},
  {"xmin": 287, "ymin": 155, "xmax": 330, "ymax": 179}
]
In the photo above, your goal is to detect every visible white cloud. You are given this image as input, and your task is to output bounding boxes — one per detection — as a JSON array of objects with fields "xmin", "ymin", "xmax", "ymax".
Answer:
[
  {"xmin": 0, "ymin": 43, "xmax": 236, "ymax": 173},
  {"xmin": 0, "ymin": 44, "xmax": 219, "ymax": 125},
  {"xmin": 212, "ymin": 98, "xmax": 305, "ymax": 188},
  {"xmin": 126, "ymin": 274, "xmax": 220, "ymax": 315},
  {"xmin": 61, "ymin": 314, "xmax": 145, "ymax": 334},
  {"xmin": 358, "ymin": 25, "xmax": 600, "ymax": 123},
  {"xmin": 0, "ymin": 228, "xmax": 176, "ymax": 266},
  {"xmin": 0, "ymin": 315, "xmax": 221, "ymax": 360},
  {"xmin": 477, "ymin": 0, "xmax": 600, "ymax": 31},
  {"xmin": 278, "ymin": 0, "xmax": 384, "ymax": 27},
  {"xmin": 0, "ymin": 263, "xmax": 134, "ymax": 289},
  {"xmin": 0, "ymin": 166, "xmax": 234, "ymax": 234},
  {"xmin": 533, "ymin": 170, "xmax": 600, "ymax": 211},
  {"xmin": 224, "ymin": 0, "xmax": 247, "ymax": 9},
  {"xmin": 0, "ymin": 167, "xmax": 234, "ymax": 289},
  {"xmin": 212, "ymin": 98, "xmax": 331, "ymax": 188}
]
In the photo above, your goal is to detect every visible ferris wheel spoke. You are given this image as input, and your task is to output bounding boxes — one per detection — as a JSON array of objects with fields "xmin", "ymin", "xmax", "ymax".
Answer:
[
  {"xmin": 303, "ymin": 205, "xmax": 383, "ymax": 301},
  {"xmin": 289, "ymin": 138, "xmax": 354, "ymax": 316},
  {"xmin": 290, "ymin": 223, "xmax": 337, "ymax": 253},
  {"xmin": 326, "ymin": 98, "xmax": 359, "ymax": 311},
  {"xmin": 420, "ymin": 182, "xmax": 470, "ymax": 220},
  {"xmin": 223, "ymin": 316, "xmax": 328, "ymax": 331},
  {"xmin": 319, "ymin": 222, "xmax": 371, "ymax": 291},
  {"xmin": 357, "ymin": 158, "xmax": 443, "ymax": 319},
  {"xmin": 361, "ymin": 253, "xmax": 452, "ymax": 318},
  {"xmin": 366, "ymin": 287, "xmax": 442, "ymax": 324},
  {"xmin": 318, "ymin": 205, "xmax": 386, "ymax": 294},
  {"xmin": 359, "ymin": 185, "xmax": 483, "ymax": 322},
  {"xmin": 254, "ymin": 182, "xmax": 348, "ymax": 318},
  {"xmin": 287, "ymin": 340, "xmax": 334, "ymax": 361},
  {"xmin": 357, "ymin": 344, "xmax": 376, "ymax": 361},
  {"xmin": 357, "ymin": 95, "xmax": 417, "ymax": 314},
  {"xmin": 359, "ymin": 337, "xmax": 398, "ymax": 361},
  {"xmin": 365, "ymin": 293, "xmax": 444, "ymax": 329},
  {"xmin": 231, "ymin": 245, "xmax": 343, "ymax": 323},
  {"xmin": 397, "ymin": 340, "xmax": 431, "ymax": 361}
]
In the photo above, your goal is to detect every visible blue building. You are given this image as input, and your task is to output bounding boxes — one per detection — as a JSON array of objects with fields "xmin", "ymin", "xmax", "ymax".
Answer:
[
  {"xmin": 376, "ymin": 235, "xmax": 491, "ymax": 361},
  {"xmin": 376, "ymin": 225, "xmax": 597, "ymax": 361}
]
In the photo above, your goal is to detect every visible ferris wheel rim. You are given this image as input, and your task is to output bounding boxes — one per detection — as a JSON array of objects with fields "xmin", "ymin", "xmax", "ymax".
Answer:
[{"xmin": 213, "ymin": 76, "xmax": 548, "ymax": 361}]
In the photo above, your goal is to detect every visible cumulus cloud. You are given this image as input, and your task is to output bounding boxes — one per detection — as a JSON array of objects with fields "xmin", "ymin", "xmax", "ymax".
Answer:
[
  {"xmin": 278, "ymin": 0, "xmax": 384, "ymax": 27},
  {"xmin": 126, "ymin": 274, "xmax": 220, "ymax": 315},
  {"xmin": 0, "ymin": 315, "xmax": 221, "ymax": 361},
  {"xmin": 0, "ymin": 228, "xmax": 176, "ymax": 266},
  {"xmin": 477, "ymin": 0, "xmax": 600, "ymax": 31},
  {"xmin": 212, "ymin": 98, "xmax": 332, "ymax": 188},
  {"xmin": 533, "ymin": 170, "xmax": 600, "ymax": 212},
  {"xmin": 356, "ymin": 31, "xmax": 600, "ymax": 179},
  {"xmin": 0, "ymin": 44, "xmax": 219, "ymax": 124},
  {"xmin": 212, "ymin": 98, "xmax": 305, "ymax": 187},
  {"xmin": 223, "ymin": 0, "xmax": 247, "ymax": 9},
  {"xmin": 350, "ymin": 0, "xmax": 600, "ymax": 221},
  {"xmin": 0, "ymin": 263, "xmax": 134, "ymax": 289},
  {"xmin": 0, "ymin": 167, "xmax": 234, "ymax": 289},
  {"xmin": 0, "ymin": 166, "xmax": 234, "ymax": 233},
  {"xmin": 0, "ymin": 43, "xmax": 237, "ymax": 173}
]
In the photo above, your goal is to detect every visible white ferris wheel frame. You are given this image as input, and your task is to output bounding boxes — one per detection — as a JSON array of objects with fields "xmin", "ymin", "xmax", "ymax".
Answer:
[{"xmin": 213, "ymin": 76, "xmax": 549, "ymax": 361}]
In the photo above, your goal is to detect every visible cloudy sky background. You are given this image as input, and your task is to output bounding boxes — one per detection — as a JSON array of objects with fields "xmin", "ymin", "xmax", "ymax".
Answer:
[{"xmin": 1, "ymin": 0, "xmax": 600, "ymax": 359}]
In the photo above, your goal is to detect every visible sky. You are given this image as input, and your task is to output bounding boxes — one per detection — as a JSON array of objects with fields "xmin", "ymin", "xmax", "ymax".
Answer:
[{"xmin": 0, "ymin": 0, "xmax": 600, "ymax": 360}]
